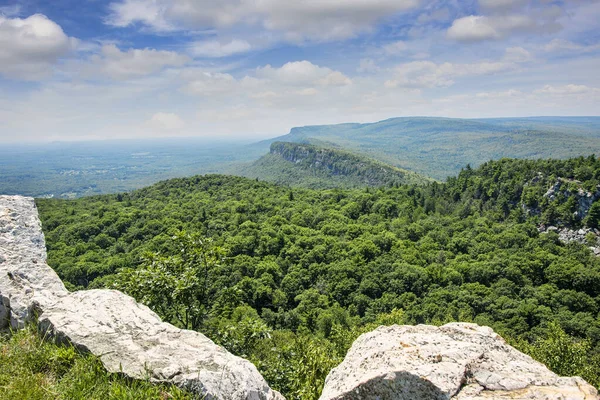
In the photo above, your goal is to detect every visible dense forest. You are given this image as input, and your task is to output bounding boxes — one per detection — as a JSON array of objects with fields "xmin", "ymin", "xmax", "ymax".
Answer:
[
  {"xmin": 37, "ymin": 156, "xmax": 600, "ymax": 399},
  {"xmin": 238, "ymin": 141, "xmax": 431, "ymax": 189}
]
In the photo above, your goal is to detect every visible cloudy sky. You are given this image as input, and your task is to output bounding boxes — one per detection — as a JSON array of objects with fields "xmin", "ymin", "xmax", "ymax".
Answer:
[{"xmin": 0, "ymin": 0, "xmax": 599, "ymax": 142}]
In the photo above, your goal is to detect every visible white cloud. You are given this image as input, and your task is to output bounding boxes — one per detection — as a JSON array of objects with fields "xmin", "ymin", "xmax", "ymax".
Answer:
[
  {"xmin": 382, "ymin": 40, "xmax": 408, "ymax": 55},
  {"xmin": 296, "ymin": 88, "xmax": 319, "ymax": 96},
  {"xmin": 256, "ymin": 61, "xmax": 352, "ymax": 87},
  {"xmin": 543, "ymin": 38, "xmax": 600, "ymax": 53},
  {"xmin": 358, "ymin": 58, "xmax": 379, "ymax": 73},
  {"xmin": 385, "ymin": 58, "xmax": 522, "ymax": 89},
  {"xmin": 535, "ymin": 84, "xmax": 598, "ymax": 95},
  {"xmin": 260, "ymin": 0, "xmax": 420, "ymax": 41},
  {"xmin": 148, "ymin": 112, "xmax": 186, "ymax": 130},
  {"xmin": 478, "ymin": 0, "xmax": 529, "ymax": 12},
  {"xmin": 182, "ymin": 70, "xmax": 240, "ymax": 95},
  {"xmin": 475, "ymin": 89, "xmax": 524, "ymax": 98},
  {"xmin": 504, "ymin": 46, "xmax": 533, "ymax": 62},
  {"xmin": 83, "ymin": 44, "xmax": 190, "ymax": 80},
  {"xmin": 189, "ymin": 39, "xmax": 251, "ymax": 58},
  {"xmin": 447, "ymin": 16, "xmax": 500, "ymax": 42},
  {"xmin": 0, "ymin": 14, "xmax": 77, "ymax": 80},
  {"xmin": 107, "ymin": 0, "xmax": 173, "ymax": 31},
  {"xmin": 107, "ymin": 0, "xmax": 420, "ymax": 40},
  {"xmin": 447, "ymin": 13, "xmax": 561, "ymax": 42}
]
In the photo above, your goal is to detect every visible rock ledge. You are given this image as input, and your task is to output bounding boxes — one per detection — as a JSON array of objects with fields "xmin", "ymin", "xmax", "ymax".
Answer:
[{"xmin": 319, "ymin": 323, "xmax": 598, "ymax": 400}]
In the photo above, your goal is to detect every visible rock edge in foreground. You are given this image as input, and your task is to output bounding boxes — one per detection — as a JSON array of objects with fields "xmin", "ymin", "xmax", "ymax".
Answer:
[{"xmin": 319, "ymin": 323, "xmax": 598, "ymax": 400}]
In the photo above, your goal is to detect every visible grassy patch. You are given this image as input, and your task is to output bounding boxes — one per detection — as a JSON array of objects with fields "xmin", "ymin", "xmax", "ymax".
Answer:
[{"xmin": 0, "ymin": 326, "xmax": 193, "ymax": 400}]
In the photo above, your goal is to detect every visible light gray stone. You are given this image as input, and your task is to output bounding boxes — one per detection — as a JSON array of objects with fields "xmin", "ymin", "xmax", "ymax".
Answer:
[
  {"xmin": 0, "ymin": 196, "xmax": 283, "ymax": 400},
  {"xmin": 319, "ymin": 323, "xmax": 599, "ymax": 400},
  {"xmin": 0, "ymin": 195, "xmax": 67, "ymax": 329},
  {"xmin": 39, "ymin": 289, "xmax": 283, "ymax": 400}
]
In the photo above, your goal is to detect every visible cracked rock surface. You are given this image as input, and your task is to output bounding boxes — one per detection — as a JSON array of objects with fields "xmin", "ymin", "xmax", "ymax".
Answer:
[
  {"xmin": 319, "ymin": 323, "xmax": 598, "ymax": 400},
  {"xmin": 0, "ymin": 195, "xmax": 67, "ymax": 329},
  {"xmin": 0, "ymin": 195, "xmax": 283, "ymax": 400},
  {"xmin": 39, "ymin": 289, "xmax": 283, "ymax": 400}
]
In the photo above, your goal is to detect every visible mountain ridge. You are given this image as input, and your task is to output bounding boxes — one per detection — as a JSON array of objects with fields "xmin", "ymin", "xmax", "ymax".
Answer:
[
  {"xmin": 237, "ymin": 141, "xmax": 432, "ymax": 188},
  {"xmin": 249, "ymin": 116, "xmax": 600, "ymax": 180}
]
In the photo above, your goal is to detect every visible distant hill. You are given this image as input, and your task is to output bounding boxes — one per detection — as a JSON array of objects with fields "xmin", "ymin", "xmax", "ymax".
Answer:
[
  {"xmin": 254, "ymin": 117, "xmax": 600, "ymax": 180},
  {"xmin": 237, "ymin": 142, "xmax": 432, "ymax": 188}
]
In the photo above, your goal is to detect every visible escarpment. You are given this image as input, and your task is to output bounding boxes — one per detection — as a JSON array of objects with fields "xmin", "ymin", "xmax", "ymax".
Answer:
[{"xmin": 0, "ymin": 195, "xmax": 283, "ymax": 400}]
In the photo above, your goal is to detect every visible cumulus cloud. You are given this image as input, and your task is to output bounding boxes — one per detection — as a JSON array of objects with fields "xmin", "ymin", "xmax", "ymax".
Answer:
[
  {"xmin": 107, "ymin": 0, "xmax": 420, "ymax": 40},
  {"xmin": 447, "ymin": 16, "xmax": 500, "ymax": 42},
  {"xmin": 148, "ymin": 112, "xmax": 186, "ymax": 130},
  {"xmin": 189, "ymin": 39, "xmax": 251, "ymax": 58},
  {"xmin": 83, "ymin": 44, "xmax": 190, "ymax": 80},
  {"xmin": 256, "ymin": 61, "xmax": 352, "ymax": 87},
  {"xmin": 385, "ymin": 52, "xmax": 530, "ymax": 89},
  {"xmin": 0, "ymin": 14, "xmax": 77, "ymax": 80},
  {"xmin": 181, "ymin": 70, "xmax": 240, "ymax": 96},
  {"xmin": 447, "ymin": 12, "xmax": 562, "ymax": 42}
]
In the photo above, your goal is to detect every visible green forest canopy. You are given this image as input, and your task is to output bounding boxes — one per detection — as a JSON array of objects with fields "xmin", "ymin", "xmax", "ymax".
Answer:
[{"xmin": 36, "ymin": 156, "xmax": 600, "ymax": 399}]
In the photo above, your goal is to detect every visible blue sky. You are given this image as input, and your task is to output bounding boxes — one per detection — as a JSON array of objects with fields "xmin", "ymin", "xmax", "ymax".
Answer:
[{"xmin": 0, "ymin": 0, "xmax": 599, "ymax": 142}]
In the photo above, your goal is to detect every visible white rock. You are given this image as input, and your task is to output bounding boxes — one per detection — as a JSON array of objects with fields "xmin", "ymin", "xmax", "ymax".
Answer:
[
  {"xmin": 319, "ymin": 323, "xmax": 599, "ymax": 400},
  {"xmin": 0, "ymin": 195, "xmax": 67, "ymax": 329},
  {"xmin": 39, "ymin": 289, "xmax": 283, "ymax": 400}
]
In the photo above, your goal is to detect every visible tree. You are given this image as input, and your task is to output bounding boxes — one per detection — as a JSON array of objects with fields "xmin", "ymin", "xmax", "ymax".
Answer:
[
  {"xmin": 586, "ymin": 201, "xmax": 600, "ymax": 229},
  {"xmin": 112, "ymin": 231, "xmax": 223, "ymax": 330}
]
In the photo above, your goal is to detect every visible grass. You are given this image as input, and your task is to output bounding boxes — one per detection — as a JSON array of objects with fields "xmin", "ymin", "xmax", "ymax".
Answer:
[{"xmin": 0, "ymin": 326, "xmax": 193, "ymax": 400}]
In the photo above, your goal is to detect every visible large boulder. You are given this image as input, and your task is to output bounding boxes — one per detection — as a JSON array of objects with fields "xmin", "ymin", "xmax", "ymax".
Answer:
[
  {"xmin": 38, "ymin": 289, "xmax": 283, "ymax": 400},
  {"xmin": 0, "ymin": 196, "xmax": 283, "ymax": 400},
  {"xmin": 320, "ymin": 323, "xmax": 598, "ymax": 400},
  {"xmin": 0, "ymin": 195, "xmax": 67, "ymax": 329}
]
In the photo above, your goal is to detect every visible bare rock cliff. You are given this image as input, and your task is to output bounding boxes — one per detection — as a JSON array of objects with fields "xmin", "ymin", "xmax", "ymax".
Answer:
[{"xmin": 0, "ymin": 195, "xmax": 283, "ymax": 400}]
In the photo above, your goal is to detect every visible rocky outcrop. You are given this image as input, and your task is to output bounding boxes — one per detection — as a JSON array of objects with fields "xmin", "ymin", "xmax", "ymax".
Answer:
[
  {"xmin": 0, "ymin": 195, "xmax": 283, "ymax": 400},
  {"xmin": 544, "ymin": 178, "xmax": 600, "ymax": 221},
  {"xmin": 38, "ymin": 290, "xmax": 282, "ymax": 400},
  {"xmin": 539, "ymin": 226, "xmax": 600, "ymax": 256},
  {"xmin": 319, "ymin": 323, "xmax": 598, "ymax": 400},
  {"xmin": 0, "ymin": 195, "xmax": 67, "ymax": 329}
]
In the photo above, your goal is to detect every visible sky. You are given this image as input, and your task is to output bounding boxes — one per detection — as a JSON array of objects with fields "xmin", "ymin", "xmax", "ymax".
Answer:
[{"xmin": 0, "ymin": 0, "xmax": 599, "ymax": 143}]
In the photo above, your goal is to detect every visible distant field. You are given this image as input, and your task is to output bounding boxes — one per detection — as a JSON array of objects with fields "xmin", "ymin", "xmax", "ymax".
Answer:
[{"xmin": 0, "ymin": 139, "xmax": 263, "ymax": 198}]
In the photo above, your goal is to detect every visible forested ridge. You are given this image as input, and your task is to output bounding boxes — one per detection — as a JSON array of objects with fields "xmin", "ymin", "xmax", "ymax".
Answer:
[
  {"xmin": 238, "ymin": 141, "xmax": 431, "ymax": 189},
  {"xmin": 37, "ymin": 156, "xmax": 600, "ymax": 399}
]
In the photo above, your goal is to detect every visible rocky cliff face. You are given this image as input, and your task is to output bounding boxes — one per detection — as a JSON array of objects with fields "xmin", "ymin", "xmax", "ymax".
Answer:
[
  {"xmin": 0, "ymin": 195, "xmax": 283, "ymax": 400},
  {"xmin": 544, "ymin": 179, "xmax": 600, "ymax": 221},
  {"xmin": 319, "ymin": 323, "xmax": 598, "ymax": 400}
]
